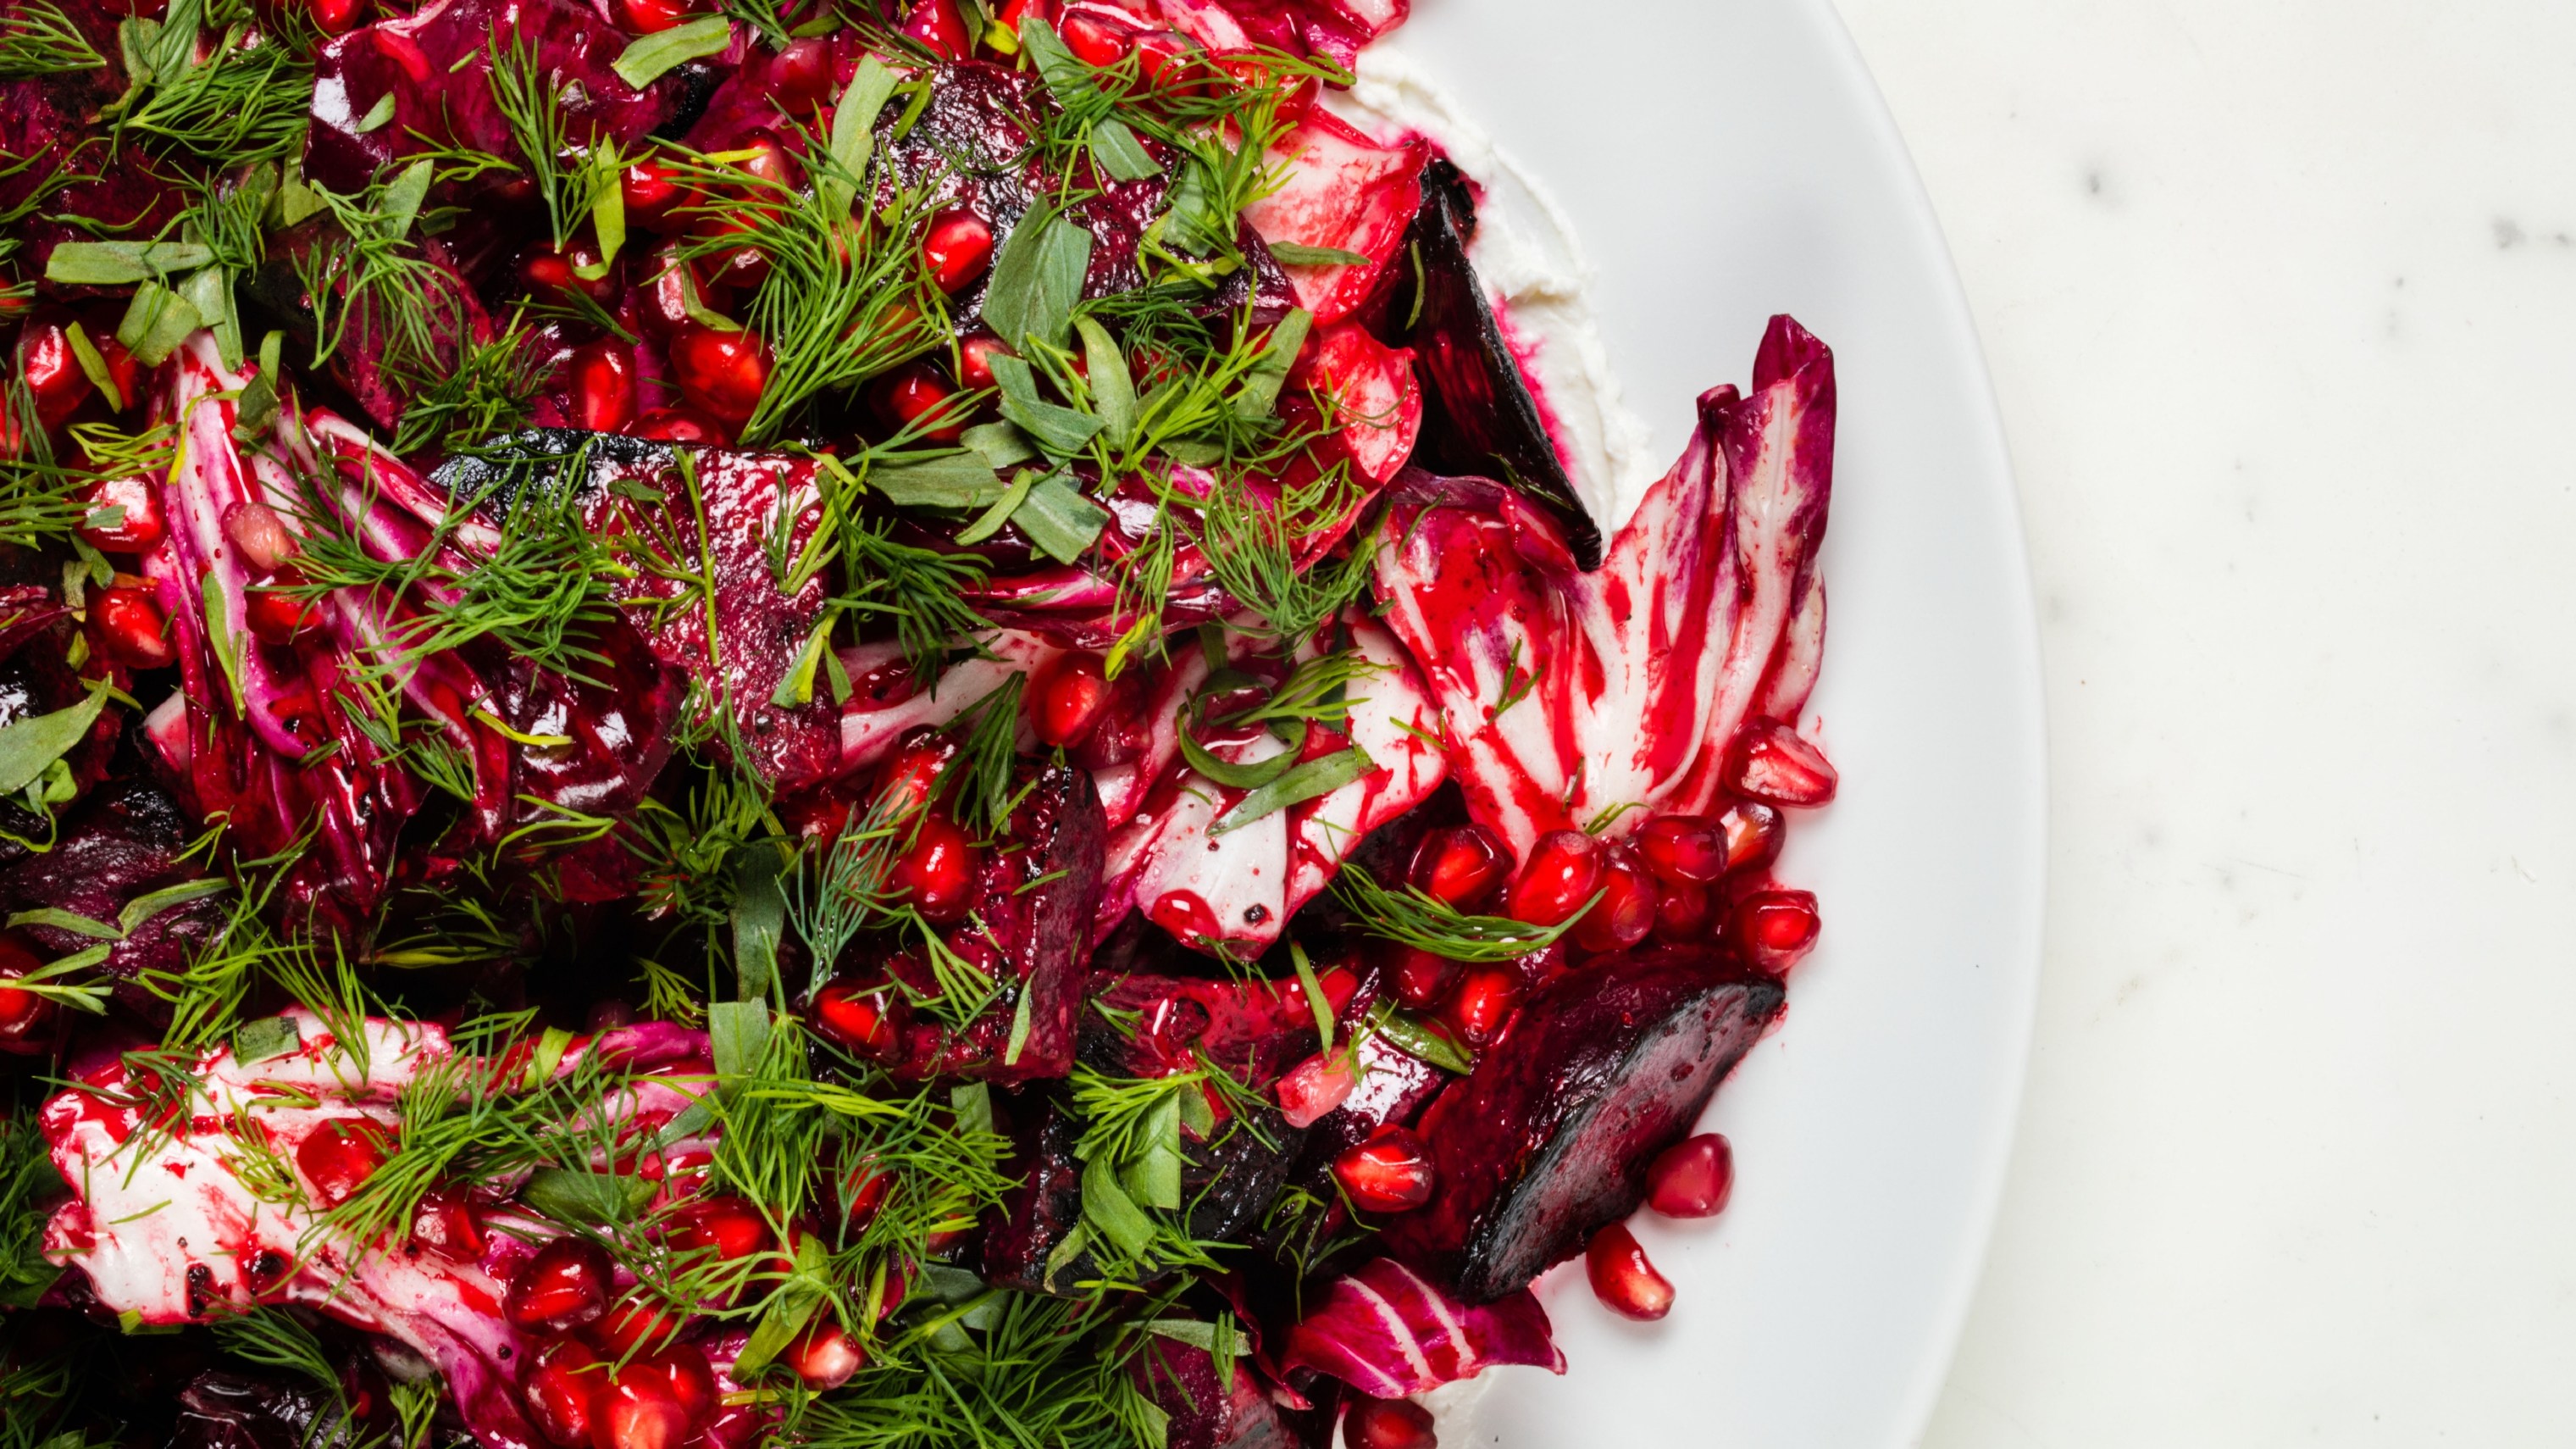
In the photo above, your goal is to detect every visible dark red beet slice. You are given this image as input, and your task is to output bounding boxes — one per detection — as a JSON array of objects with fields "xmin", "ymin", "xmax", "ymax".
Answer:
[
  {"xmin": 1077, "ymin": 970, "xmax": 1339, "ymax": 1085},
  {"xmin": 1133, "ymin": 1335, "xmax": 1323, "ymax": 1449},
  {"xmin": 886, "ymin": 762, "xmax": 1105, "ymax": 1081},
  {"xmin": 1392, "ymin": 158, "xmax": 1604, "ymax": 570},
  {"xmin": 0, "ymin": 780, "xmax": 225, "ymax": 1019},
  {"xmin": 1382, "ymin": 947, "xmax": 1783, "ymax": 1302},
  {"xmin": 981, "ymin": 1089, "xmax": 1305, "ymax": 1295}
]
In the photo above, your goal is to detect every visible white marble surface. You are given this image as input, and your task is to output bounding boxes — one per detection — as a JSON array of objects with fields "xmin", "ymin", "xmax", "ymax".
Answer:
[{"xmin": 1825, "ymin": 2, "xmax": 2576, "ymax": 1443}]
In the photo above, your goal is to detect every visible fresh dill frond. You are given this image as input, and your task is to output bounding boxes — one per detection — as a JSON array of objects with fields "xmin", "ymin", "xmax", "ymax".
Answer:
[
  {"xmin": 290, "ymin": 439, "xmax": 625, "ymax": 686},
  {"xmin": 389, "ymin": 316, "xmax": 547, "ymax": 454},
  {"xmin": 784, "ymin": 800, "xmax": 907, "ymax": 995},
  {"xmin": 1330, "ymin": 862, "xmax": 1589, "ymax": 963},
  {"xmin": 0, "ymin": 1, "xmax": 101, "ymax": 78},
  {"xmin": 1196, "ymin": 474, "xmax": 1377, "ymax": 642},
  {"xmin": 108, "ymin": 2, "xmax": 312, "ymax": 166},
  {"xmin": 290, "ymin": 174, "xmax": 482, "ymax": 376},
  {"xmin": 831, "ymin": 504, "xmax": 994, "ymax": 681},
  {"xmin": 667, "ymin": 127, "xmax": 943, "ymax": 443},
  {"xmin": 943, "ymin": 674, "xmax": 1027, "ymax": 837},
  {"xmin": 483, "ymin": 31, "xmax": 622, "ymax": 248},
  {"xmin": 786, "ymin": 1289, "xmax": 1169, "ymax": 1449},
  {"xmin": 0, "ymin": 1117, "xmax": 62, "ymax": 1309}
]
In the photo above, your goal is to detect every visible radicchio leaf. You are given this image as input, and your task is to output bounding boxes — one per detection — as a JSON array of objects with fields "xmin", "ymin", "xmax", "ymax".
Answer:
[
  {"xmin": 1371, "ymin": 316, "xmax": 1836, "ymax": 857},
  {"xmin": 1277, "ymin": 1256, "xmax": 1563, "ymax": 1399}
]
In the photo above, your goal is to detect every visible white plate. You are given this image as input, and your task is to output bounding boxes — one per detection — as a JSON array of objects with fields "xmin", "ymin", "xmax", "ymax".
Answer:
[{"xmin": 1371, "ymin": 2, "xmax": 2047, "ymax": 1445}]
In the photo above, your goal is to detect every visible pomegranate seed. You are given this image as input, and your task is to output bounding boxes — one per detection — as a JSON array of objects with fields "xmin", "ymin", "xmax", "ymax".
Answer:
[
  {"xmin": 622, "ymin": 158, "xmax": 686, "ymax": 230},
  {"xmin": 663, "ymin": 1195, "xmax": 774, "ymax": 1265},
  {"xmin": 77, "ymin": 473, "xmax": 163, "ymax": 552},
  {"xmin": 1274, "ymin": 1047, "xmax": 1359, "ymax": 1129},
  {"xmin": 1646, "ymin": 1133, "xmax": 1734, "ymax": 1219},
  {"xmin": 667, "ymin": 324, "xmax": 768, "ymax": 425},
  {"xmin": 295, "ymin": 1118, "xmax": 391, "ymax": 1207},
  {"xmin": 839, "ymin": 1163, "xmax": 890, "ymax": 1232},
  {"xmin": 1406, "ymin": 824, "xmax": 1512, "ymax": 912},
  {"xmin": 91, "ymin": 586, "xmax": 174, "ymax": 669},
  {"xmin": 1504, "ymin": 830, "xmax": 1602, "ymax": 927},
  {"xmin": 1069, "ymin": 669, "xmax": 1149, "ymax": 769},
  {"xmin": 91, "ymin": 333, "xmax": 140, "ymax": 411},
  {"xmin": 244, "ymin": 582, "xmax": 321, "ymax": 647},
  {"xmin": 631, "ymin": 408, "xmax": 727, "ymax": 444},
  {"xmin": 224, "ymin": 499, "xmax": 299, "ymax": 572},
  {"xmin": 1636, "ymin": 815, "xmax": 1728, "ymax": 885},
  {"xmin": 1727, "ymin": 720, "xmax": 1838, "ymax": 807},
  {"xmin": 588, "ymin": 1371, "xmax": 690, "ymax": 1449},
  {"xmin": 1650, "ymin": 879, "xmax": 1715, "ymax": 943},
  {"xmin": 0, "ymin": 935, "xmax": 57, "ymax": 1054},
  {"xmin": 297, "ymin": 0, "xmax": 372, "ymax": 35},
  {"xmin": 507, "ymin": 1237, "xmax": 613, "ymax": 1333},
  {"xmin": 615, "ymin": 0, "xmax": 701, "ymax": 32},
  {"xmin": 523, "ymin": 1340, "xmax": 603, "ymax": 1448},
  {"xmin": 784, "ymin": 1319, "xmax": 866, "ymax": 1391},
  {"xmin": 1442, "ymin": 967, "xmax": 1521, "ymax": 1049},
  {"xmin": 873, "ymin": 731, "xmax": 958, "ymax": 816},
  {"xmin": 587, "ymin": 1293, "xmax": 682, "ymax": 1356},
  {"xmin": 18, "ymin": 319, "xmax": 84, "ymax": 430},
  {"xmin": 880, "ymin": 364, "xmax": 969, "ymax": 443},
  {"xmin": 1388, "ymin": 945, "xmax": 1459, "ymax": 1011},
  {"xmin": 1027, "ymin": 651, "xmax": 1111, "ymax": 747},
  {"xmin": 519, "ymin": 241, "xmax": 620, "ymax": 308},
  {"xmin": 763, "ymin": 37, "xmax": 834, "ymax": 118},
  {"xmin": 1720, "ymin": 801, "xmax": 1786, "ymax": 873},
  {"xmin": 1344, "ymin": 1396, "xmax": 1438, "ymax": 1449},
  {"xmin": 897, "ymin": 0, "xmax": 972, "ymax": 59},
  {"xmin": 635, "ymin": 251, "xmax": 700, "ymax": 337},
  {"xmin": 921, "ymin": 211, "xmax": 996, "ymax": 293},
  {"xmin": 568, "ymin": 343, "xmax": 637, "ymax": 434},
  {"xmin": 410, "ymin": 1188, "xmax": 484, "ymax": 1259},
  {"xmin": 1585, "ymin": 1221, "xmax": 1674, "ymax": 1320},
  {"xmin": 1332, "ymin": 1126, "xmax": 1435, "ymax": 1213},
  {"xmin": 890, "ymin": 810, "xmax": 978, "ymax": 922},
  {"xmin": 1571, "ymin": 846, "xmax": 1656, "ymax": 954},
  {"xmin": 1131, "ymin": 29, "xmax": 1203, "ymax": 92},
  {"xmin": 1058, "ymin": 9, "xmax": 1133, "ymax": 65},
  {"xmin": 1730, "ymin": 890, "xmax": 1820, "ymax": 975},
  {"xmin": 811, "ymin": 980, "xmax": 905, "ymax": 1061},
  {"xmin": 635, "ymin": 1342, "xmax": 717, "ymax": 1424},
  {"xmin": 1216, "ymin": 55, "xmax": 1317, "ymax": 119},
  {"xmin": 956, "ymin": 334, "xmax": 1012, "ymax": 391}
]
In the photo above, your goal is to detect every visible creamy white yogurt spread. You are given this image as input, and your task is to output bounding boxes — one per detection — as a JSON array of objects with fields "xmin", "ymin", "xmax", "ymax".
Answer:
[{"xmin": 1328, "ymin": 47, "xmax": 1664, "ymax": 532}]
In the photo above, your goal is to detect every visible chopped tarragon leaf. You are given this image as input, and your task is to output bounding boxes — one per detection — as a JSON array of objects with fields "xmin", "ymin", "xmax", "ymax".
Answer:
[
  {"xmin": 612, "ymin": 14, "xmax": 730, "ymax": 88},
  {"xmin": 982, "ymin": 214, "xmax": 1093, "ymax": 353},
  {"xmin": 1266, "ymin": 241, "xmax": 1375, "ymax": 267}
]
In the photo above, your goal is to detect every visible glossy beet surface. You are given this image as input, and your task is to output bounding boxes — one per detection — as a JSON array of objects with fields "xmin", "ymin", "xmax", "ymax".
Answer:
[{"xmin": 1384, "ymin": 948, "xmax": 1786, "ymax": 1302}]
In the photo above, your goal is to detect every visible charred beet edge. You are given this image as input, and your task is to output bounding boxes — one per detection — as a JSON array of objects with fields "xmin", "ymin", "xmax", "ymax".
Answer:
[
  {"xmin": 886, "ymin": 762, "xmax": 1105, "ymax": 1081},
  {"xmin": 1382, "ymin": 947, "xmax": 1787, "ymax": 1302},
  {"xmin": 1394, "ymin": 159, "xmax": 1604, "ymax": 571},
  {"xmin": 982, "ymin": 1086, "xmax": 1305, "ymax": 1296}
]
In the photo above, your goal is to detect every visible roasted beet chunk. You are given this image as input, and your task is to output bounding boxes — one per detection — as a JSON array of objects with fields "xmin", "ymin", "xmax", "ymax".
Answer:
[
  {"xmin": 0, "ymin": 780, "xmax": 224, "ymax": 1016},
  {"xmin": 983, "ymin": 1092, "xmax": 1092, "ymax": 1294},
  {"xmin": 1133, "ymin": 1334, "xmax": 1321, "ymax": 1449},
  {"xmin": 983, "ymin": 1089, "xmax": 1305, "ymax": 1296},
  {"xmin": 169, "ymin": 1367, "xmax": 385, "ymax": 1449},
  {"xmin": 888, "ymin": 763, "xmax": 1105, "ymax": 1081},
  {"xmin": 1382, "ymin": 947, "xmax": 1784, "ymax": 1302}
]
